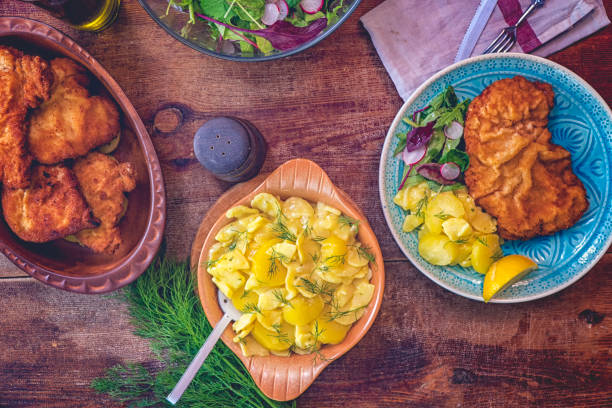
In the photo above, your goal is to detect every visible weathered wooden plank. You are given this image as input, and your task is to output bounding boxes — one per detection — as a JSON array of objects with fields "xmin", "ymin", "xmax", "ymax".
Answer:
[{"xmin": 0, "ymin": 255, "xmax": 609, "ymax": 407}]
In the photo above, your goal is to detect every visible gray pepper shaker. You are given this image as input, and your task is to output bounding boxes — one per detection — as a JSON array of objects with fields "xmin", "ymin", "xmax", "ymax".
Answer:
[{"xmin": 194, "ymin": 117, "xmax": 266, "ymax": 182}]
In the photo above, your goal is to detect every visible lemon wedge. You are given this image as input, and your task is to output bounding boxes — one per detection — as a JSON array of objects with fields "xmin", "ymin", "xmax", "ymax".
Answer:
[{"xmin": 483, "ymin": 255, "xmax": 538, "ymax": 302}]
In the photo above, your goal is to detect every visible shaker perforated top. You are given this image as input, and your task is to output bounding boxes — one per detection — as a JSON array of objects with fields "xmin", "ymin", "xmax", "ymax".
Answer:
[{"xmin": 194, "ymin": 117, "xmax": 252, "ymax": 175}]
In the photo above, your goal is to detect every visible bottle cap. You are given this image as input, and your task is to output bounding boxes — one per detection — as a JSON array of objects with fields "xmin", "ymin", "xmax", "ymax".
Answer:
[{"xmin": 194, "ymin": 117, "xmax": 266, "ymax": 182}]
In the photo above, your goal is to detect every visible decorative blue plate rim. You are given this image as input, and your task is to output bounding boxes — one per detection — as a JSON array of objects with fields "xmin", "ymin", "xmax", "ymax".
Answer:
[{"xmin": 379, "ymin": 53, "xmax": 612, "ymax": 303}]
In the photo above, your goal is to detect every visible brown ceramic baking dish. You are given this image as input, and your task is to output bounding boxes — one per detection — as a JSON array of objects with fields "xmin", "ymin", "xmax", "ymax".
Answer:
[{"xmin": 0, "ymin": 17, "xmax": 166, "ymax": 294}]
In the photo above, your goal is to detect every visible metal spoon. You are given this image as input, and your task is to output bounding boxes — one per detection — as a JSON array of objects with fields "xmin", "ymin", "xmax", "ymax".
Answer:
[{"xmin": 166, "ymin": 290, "xmax": 242, "ymax": 405}]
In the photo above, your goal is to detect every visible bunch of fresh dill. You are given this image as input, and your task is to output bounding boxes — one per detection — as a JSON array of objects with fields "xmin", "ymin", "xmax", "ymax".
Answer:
[{"xmin": 91, "ymin": 257, "xmax": 295, "ymax": 408}]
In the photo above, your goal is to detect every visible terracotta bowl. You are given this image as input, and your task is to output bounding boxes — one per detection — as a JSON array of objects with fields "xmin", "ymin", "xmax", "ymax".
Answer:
[
  {"xmin": 0, "ymin": 17, "xmax": 166, "ymax": 294},
  {"xmin": 196, "ymin": 159, "xmax": 384, "ymax": 401}
]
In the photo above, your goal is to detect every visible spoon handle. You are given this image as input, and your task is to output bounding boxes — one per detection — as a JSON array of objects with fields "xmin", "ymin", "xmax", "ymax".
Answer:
[{"xmin": 166, "ymin": 313, "xmax": 233, "ymax": 405}]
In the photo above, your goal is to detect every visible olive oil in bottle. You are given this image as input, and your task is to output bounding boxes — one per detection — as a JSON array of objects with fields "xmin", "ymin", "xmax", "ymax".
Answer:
[{"xmin": 20, "ymin": 0, "xmax": 121, "ymax": 32}]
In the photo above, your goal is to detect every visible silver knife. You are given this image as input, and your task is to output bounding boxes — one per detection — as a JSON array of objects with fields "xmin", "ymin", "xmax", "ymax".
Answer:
[{"xmin": 454, "ymin": 0, "xmax": 499, "ymax": 63}]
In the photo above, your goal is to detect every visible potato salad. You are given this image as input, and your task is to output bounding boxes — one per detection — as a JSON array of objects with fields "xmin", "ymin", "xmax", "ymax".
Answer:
[
  {"xmin": 205, "ymin": 193, "xmax": 376, "ymax": 358},
  {"xmin": 394, "ymin": 183, "xmax": 503, "ymax": 274}
]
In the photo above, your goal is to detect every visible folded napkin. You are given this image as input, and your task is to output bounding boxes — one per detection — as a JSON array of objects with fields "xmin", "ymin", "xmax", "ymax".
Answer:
[{"xmin": 361, "ymin": 0, "xmax": 610, "ymax": 101}]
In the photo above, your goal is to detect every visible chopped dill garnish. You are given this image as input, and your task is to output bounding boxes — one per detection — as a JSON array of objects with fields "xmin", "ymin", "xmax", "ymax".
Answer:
[
  {"xmin": 272, "ymin": 219, "xmax": 297, "ymax": 242},
  {"xmin": 269, "ymin": 324, "xmax": 292, "ymax": 345},
  {"xmin": 338, "ymin": 215, "xmax": 360, "ymax": 229},
  {"xmin": 310, "ymin": 252, "xmax": 320, "ymax": 263},
  {"xmin": 239, "ymin": 290, "xmax": 250, "ymax": 299},
  {"xmin": 434, "ymin": 211, "xmax": 452, "ymax": 220},
  {"xmin": 268, "ymin": 249, "xmax": 290, "ymax": 278},
  {"xmin": 202, "ymin": 258, "xmax": 219, "ymax": 268},
  {"xmin": 227, "ymin": 229, "xmax": 247, "ymax": 251},
  {"xmin": 453, "ymin": 239, "xmax": 469, "ymax": 244},
  {"xmin": 272, "ymin": 289, "xmax": 292, "ymax": 308},
  {"xmin": 308, "ymin": 321, "xmax": 331, "ymax": 364},
  {"xmin": 327, "ymin": 305, "xmax": 366, "ymax": 322},
  {"xmin": 272, "ymin": 206, "xmax": 297, "ymax": 242},
  {"xmin": 241, "ymin": 303, "xmax": 261, "ymax": 314},
  {"xmin": 296, "ymin": 277, "xmax": 334, "ymax": 298},
  {"xmin": 414, "ymin": 196, "xmax": 428, "ymax": 218},
  {"xmin": 476, "ymin": 236, "xmax": 488, "ymax": 246},
  {"xmin": 314, "ymin": 253, "xmax": 346, "ymax": 274},
  {"xmin": 324, "ymin": 254, "xmax": 346, "ymax": 267},
  {"xmin": 491, "ymin": 248, "xmax": 504, "ymax": 262},
  {"xmin": 349, "ymin": 244, "xmax": 376, "ymax": 265}
]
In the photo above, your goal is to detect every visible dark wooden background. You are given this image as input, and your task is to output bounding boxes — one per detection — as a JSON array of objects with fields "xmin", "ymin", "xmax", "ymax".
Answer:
[{"xmin": 1, "ymin": 0, "xmax": 611, "ymax": 407}]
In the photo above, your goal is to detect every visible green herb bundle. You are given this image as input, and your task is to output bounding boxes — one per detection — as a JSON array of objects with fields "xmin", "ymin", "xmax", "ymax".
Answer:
[{"xmin": 91, "ymin": 257, "xmax": 295, "ymax": 408}]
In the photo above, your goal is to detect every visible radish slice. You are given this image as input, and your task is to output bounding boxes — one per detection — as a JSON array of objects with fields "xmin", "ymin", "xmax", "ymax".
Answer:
[
  {"xmin": 440, "ymin": 162, "xmax": 460, "ymax": 180},
  {"xmin": 417, "ymin": 163, "xmax": 455, "ymax": 185},
  {"xmin": 300, "ymin": 0, "xmax": 323, "ymax": 14},
  {"xmin": 444, "ymin": 120, "xmax": 463, "ymax": 140},
  {"xmin": 402, "ymin": 144, "xmax": 426, "ymax": 166},
  {"xmin": 262, "ymin": 3, "xmax": 280, "ymax": 25},
  {"xmin": 277, "ymin": 0, "xmax": 289, "ymax": 19}
]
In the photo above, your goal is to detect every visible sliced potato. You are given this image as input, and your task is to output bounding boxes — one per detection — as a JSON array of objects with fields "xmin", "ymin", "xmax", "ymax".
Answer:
[{"xmin": 418, "ymin": 232, "xmax": 460, "ymax": 266}]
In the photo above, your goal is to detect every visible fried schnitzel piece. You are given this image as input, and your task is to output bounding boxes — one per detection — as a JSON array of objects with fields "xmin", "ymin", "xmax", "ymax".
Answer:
[
  {"xmin": 74, "ymin": 152, "xmax": 136, "ymax": 254},
  {"xmin": 27, "ymin": 58, "xmax": 120, "ymax": 164},
  {"xmin": 2, "ymin": 164, "xmax": 96, "ymax": 242},
  {"xmin": 0, "ymin": 46, "xmax": 52, "ymax": 188},
  {"xmin": 464, "ymin": 76, "xmax": 588, "ymax": 241}
]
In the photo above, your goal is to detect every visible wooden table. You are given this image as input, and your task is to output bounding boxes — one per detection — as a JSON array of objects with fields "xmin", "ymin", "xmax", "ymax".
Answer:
[{"xmin": 1, "ymin": 1, "xmax": 611, "ymax": 407}]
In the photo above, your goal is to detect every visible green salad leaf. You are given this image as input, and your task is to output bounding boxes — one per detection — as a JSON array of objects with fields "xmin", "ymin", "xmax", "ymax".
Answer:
[{"xmin": 198, "ymin": 0, "xmax": 229, "ymax": 19}]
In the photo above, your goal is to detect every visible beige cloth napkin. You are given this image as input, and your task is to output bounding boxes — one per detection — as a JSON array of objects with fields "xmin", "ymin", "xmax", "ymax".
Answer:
[{"xmin": 361, "ymin": 0, "xmax": 610, "ymax": 101}]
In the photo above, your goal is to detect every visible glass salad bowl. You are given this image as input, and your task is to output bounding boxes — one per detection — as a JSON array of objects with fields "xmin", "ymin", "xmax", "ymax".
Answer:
[{"xmin": 137, "ymin": 0, "xmax": 361, "ymax": 61}]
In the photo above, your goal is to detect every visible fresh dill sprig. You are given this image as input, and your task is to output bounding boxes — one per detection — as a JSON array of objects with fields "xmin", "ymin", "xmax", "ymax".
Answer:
[
  {"xmin": 338, "ymin": 215, "xmax": 360, "ymax": 229},
  {"xmin": 202, "ymin": 258, "xmax": 219, "ymax": 268},
  {"xmin": 324, "ymin": 254, "xmax": 346, "ymax": 267},
  {"xmin": 491, "ymin": 248, "xmax": 504, "ymax": 262},
  {"xmin": 348, "ymin": 244, "xmax": 376, "ymax": 266},
  {"xmin": 272, "ymin": 219, "xmax": 297, "ymax": 242},
  {"xmin": 271, "ymin": 206, "xmax": 297, "ymax": 242},
  {"xmin": 228, "ymin": 229, "xmax": 247, "ymax": 251},
  {"xmin": 270, "ymin": 324, "xmax": 292, "ymax": 345},
  {"xmin": 310, "ymin": 252, "xmax": 320, "ymax": 263},
  {"xmin": 414, "ymin": 196, "xmax": 428, "ymax": 218},
  {"xmin": 453, "ymin": 239, "xmax": 469, "ymax": 244},
  {"xmin": 296, "ymin": 277, "xmax": 334, "ymax": 298},
  {"xmin": 308, "ymin": 321, "xmax": 331, "ymax": 364},
  {"xmin": 476, "ymin": 236, "xmax": 488, "ymax": 246},
  {"xmin": 272, "ymin": 289, "xmax": 292, "ymax": 308},
  {"xmin": 327, "ymin": 305, "xmax": 366, "ymax": 323},
  {"xmin": 434, "ymin": 211, "xmax": 452, "ymax": 220},
  {"xmin": 311, "ymin": 236, "xmax": 326, "ymax": 242},
  {"xmin": 268, "ymin": 249, "xmax": 289, "ymax": 278},
  {"xmin": 315, "ymin": 253, "xmax": 346, "ymax": 274},
  {"xmin": 241, "ymin": 302, "xmax": 262, "ymax": 314},
  {"xmin": 91, "ymin": 258, "xmax": 294, "ymax": 408}
]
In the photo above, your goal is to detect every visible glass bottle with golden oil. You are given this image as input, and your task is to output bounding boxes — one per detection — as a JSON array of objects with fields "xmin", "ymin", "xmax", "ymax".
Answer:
[{"xmin": 19, "ymin": 0, "xmax": 121, "ymax": 32}]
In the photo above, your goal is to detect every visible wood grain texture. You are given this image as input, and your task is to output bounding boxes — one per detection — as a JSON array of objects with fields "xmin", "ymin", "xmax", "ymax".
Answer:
[
  {"xmin": 0, "ymin": 257, "xmax": 609, "ymax": 407},
  {"xmin": 0, "ymin": 0, "xmax": 611, "ymax": 406}
]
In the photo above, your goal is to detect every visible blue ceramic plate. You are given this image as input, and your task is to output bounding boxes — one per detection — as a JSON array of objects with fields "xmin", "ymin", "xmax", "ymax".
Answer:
[{"xmin": 379, "ymin": 54, "xmax": 612, "ymax": 303}]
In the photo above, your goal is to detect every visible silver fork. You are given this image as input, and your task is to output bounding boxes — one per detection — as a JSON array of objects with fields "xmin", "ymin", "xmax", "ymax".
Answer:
[{"xmin": 483, "ymin": 0, "xmax": 545, "ymax": 54}]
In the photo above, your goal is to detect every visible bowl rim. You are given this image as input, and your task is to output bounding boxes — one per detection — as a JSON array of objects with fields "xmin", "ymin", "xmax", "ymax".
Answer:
[
  {"xmin": 136, "ymin": 0, "xmax": 362, "ymax": 62},
  {"xmin": 378, "ymin": 52, "xmax": 612, "ymax": 303},
  {"xmin": 195, "ymin": 158, "xmax": 384, "ymax": 400},
  {"xmin": 0, "ymin": 16, "xmax": 166, "ymax": 294}
]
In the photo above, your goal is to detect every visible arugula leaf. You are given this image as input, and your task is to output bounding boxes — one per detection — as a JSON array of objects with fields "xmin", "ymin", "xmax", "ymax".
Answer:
[{"xmin": 286, "ymin": 0, "xmax": 300, "ymax": 7}]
